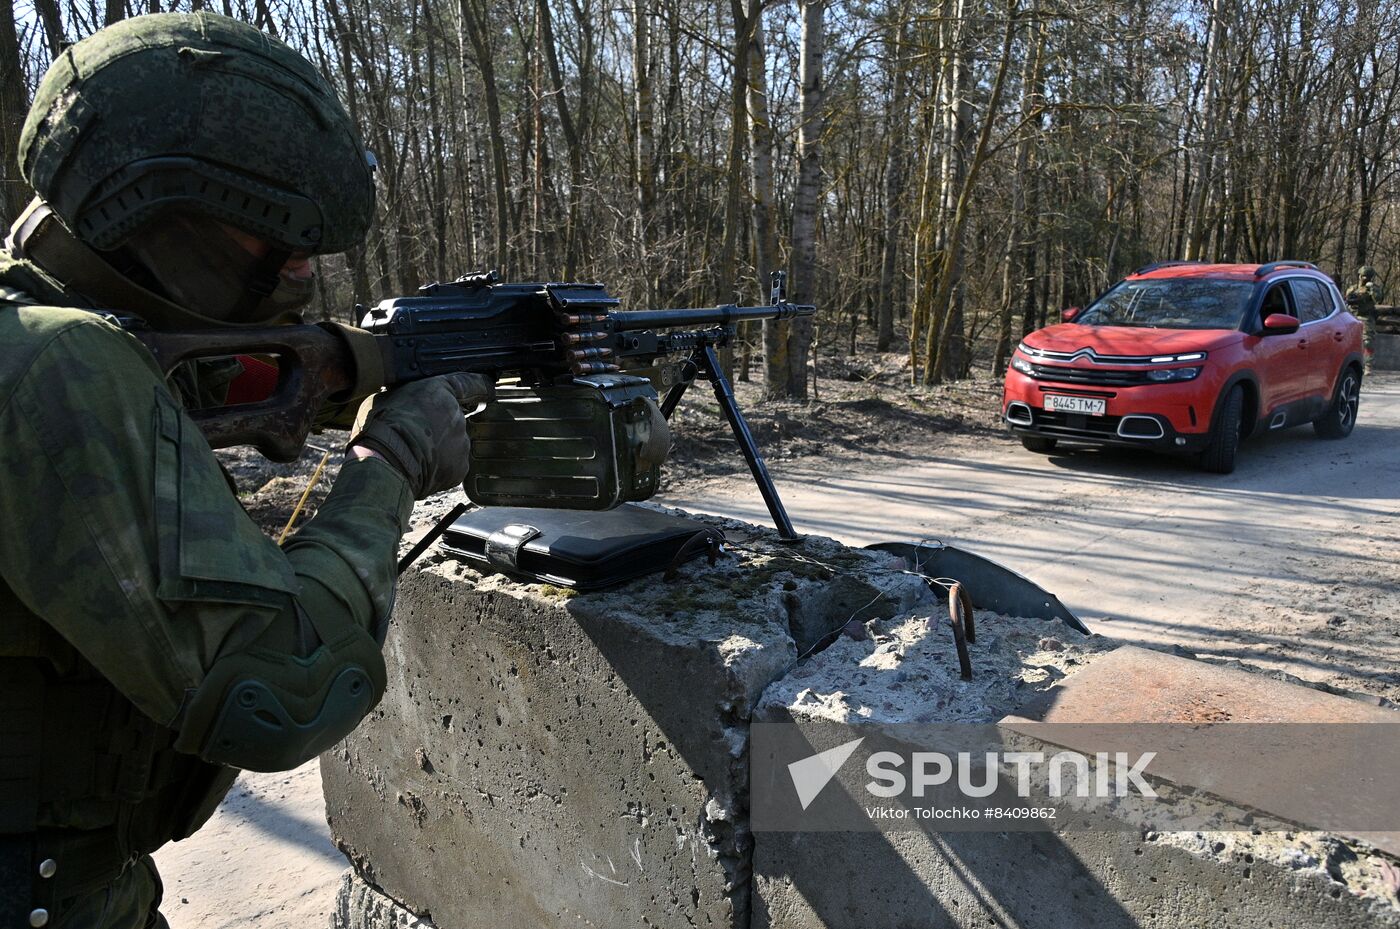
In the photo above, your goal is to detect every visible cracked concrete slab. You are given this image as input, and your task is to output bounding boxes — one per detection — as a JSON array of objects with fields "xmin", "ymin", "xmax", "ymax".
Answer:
[{"xmin": 322, "ymin": 513, "xmax": 929, "ymax": 928}]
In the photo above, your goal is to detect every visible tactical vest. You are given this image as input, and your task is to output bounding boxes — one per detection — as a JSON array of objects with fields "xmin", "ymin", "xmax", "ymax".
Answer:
[
  {"xmin": 0, "ymin": 594, "xmax": 239, "ymax": 922},
  {"xmin": 0, "ymin": 276, "xmax": 239, "ymax": 925}
]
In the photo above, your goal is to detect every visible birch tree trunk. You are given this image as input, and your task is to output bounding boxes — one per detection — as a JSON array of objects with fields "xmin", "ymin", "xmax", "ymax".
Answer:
[
  {"xmin": 924, "ymin": 0, "xmax": 973, "ymax": 383},
  {"xmin": 720, "ymin": 0, "xmax": 752, "ymax": 302},
  {"xmin": 317, "ymin": 1, "xmax": 374, "ymax": 305},
  {"xmin": 538, "ymin": 0, "xmax": 592, "ymax": 279},
  {"xmin": 746, "ymin": 0, "xmax": 783, "ymax": 386},
  {"xmin": 420, "ymin": 4, "xmax": 445, "ymax": 282},
  {"xmin": 876, "ymin": 11, "xmax": 910, "ymax": 352},
  {"xmin": 909, "ymin": 63, "xmax": 945, "ymax": 383}
]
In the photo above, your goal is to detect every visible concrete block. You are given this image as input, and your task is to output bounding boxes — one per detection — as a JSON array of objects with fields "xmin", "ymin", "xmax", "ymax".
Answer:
[
  {"xmin": 324, "ymin": 514, "xmax": 1400, "ymax": 929},
  {"xmin": 1373, "ymin": 332, "xmax": 1400, "ymax": 371},
  {"xmin": 321, "ymin": 514, "xmax": 931, "ymax": 929},
  {"xmin": 752, "ymin": 827, "xmax": 1399, "ymax": 929},
  {"xmin": 754, "ymin": 616, "xmax": 1400, "ymax": 929}
]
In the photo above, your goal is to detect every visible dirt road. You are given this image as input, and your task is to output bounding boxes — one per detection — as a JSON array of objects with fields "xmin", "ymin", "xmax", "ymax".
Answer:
[
  {"xmin": 154, "ymin": 374, "xmax": 1399, "ymax": 927},
  {"xmin": 669, "ymin": 373, "xmax": 1400, "ymax": 701}
]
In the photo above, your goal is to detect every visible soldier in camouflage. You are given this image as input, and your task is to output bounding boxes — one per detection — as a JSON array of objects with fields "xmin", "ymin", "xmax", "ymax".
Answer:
[
  {"xmin": 1345, "ymin": 265, "xmax": 1384, "ymax": 374},
  {"xmin": 0, "ymin": 13, "xmax": 488, "ymax": 928}
]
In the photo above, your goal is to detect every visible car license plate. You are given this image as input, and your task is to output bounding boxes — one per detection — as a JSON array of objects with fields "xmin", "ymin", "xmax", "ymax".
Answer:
[{"xmin": 1044, "ymin": 395, "xmax": 1106, "ymax": 415}]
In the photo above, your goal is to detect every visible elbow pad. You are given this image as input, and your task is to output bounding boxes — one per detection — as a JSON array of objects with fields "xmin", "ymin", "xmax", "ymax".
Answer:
[{"xmin": 174, "ymin": 625, "xmax": 387, "ymax": 772}]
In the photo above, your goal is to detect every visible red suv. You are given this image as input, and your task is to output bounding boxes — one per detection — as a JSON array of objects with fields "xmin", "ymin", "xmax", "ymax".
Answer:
[{"xmin": 1003, "ymin": 261, "xmax": 1365, "ymax": 473}]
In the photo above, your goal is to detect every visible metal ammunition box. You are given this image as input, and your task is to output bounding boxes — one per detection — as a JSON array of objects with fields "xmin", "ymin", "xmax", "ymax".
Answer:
[{"xmin": 465, "ymin": 375, "xmax": 670, "ymax": 509}]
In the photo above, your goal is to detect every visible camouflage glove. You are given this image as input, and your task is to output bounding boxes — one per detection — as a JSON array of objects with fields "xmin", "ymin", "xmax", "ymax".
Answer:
[{"xmin": 348, "ymin": 373, "xmax": 494, "ymax": 499}]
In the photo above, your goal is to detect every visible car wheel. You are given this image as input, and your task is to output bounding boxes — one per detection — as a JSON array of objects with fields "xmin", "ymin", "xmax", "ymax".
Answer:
[
  {"xmin": 1200, "ymin": 385, "xmax": 1243, "ymax": 474},
  {"xmin": 1020, "ymin": 435, "xmax": 1058, "ymax": 453},
  {"xmin": 1313, "ymin": 367, "xmax": 1361, "ymax": 439}
]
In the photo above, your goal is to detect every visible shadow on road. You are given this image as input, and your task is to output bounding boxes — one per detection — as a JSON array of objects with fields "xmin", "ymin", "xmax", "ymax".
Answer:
[
  {"xmin": 1035, "ymin": 422, "xmax": 1400, "ymax": 500},
  {"xmin": 235, "ymin": 788, "xmax": 345, "ymax": 867}
]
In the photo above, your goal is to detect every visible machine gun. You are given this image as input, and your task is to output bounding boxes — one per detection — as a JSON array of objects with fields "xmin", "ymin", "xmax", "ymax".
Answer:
[{"xmin": 129, "ymin": 271, "xmax": 815, "ymax": 540}]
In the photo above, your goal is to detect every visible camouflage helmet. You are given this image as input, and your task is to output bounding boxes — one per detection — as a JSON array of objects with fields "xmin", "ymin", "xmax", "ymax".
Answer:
[
  {"xmin": 1358, "ymin": 266, "xmax": 1377, "ymax": 281},
  {"xmin": 18, "ymin": 12, "xmax": 374, "ymax": 255}
]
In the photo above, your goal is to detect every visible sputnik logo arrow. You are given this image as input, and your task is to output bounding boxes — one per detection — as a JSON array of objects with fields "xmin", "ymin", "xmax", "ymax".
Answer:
[{"xmin": 787, "ymin": 737, "xmax": 864, "ymax": 810}]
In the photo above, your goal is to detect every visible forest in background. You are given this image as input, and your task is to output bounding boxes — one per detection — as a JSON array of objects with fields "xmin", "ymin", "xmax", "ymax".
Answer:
[{"xmin": 2, "ymin": 0, "xmax": 1398, "ymax": 397}]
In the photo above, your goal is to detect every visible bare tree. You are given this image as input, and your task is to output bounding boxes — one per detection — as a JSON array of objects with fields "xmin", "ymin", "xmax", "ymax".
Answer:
[
  {"xmin": 747, "ymin": 0, "xmax": 780, "ymax": 383},
  {"xmin": 459, "ymin": 0, "xmax": 513, "ymax": 274},
  {"xmin": 993, "ymin": 4, "xmax": 1044, "ymax": 374},
  {"xmin": 1183, "ymin": 0, "xmax": 1230, "ymax": 259},
  {"xmin": 785, "ymin": 0, "xmax": 825, "ymax": 399},
  {"xmin": 0, "ymin": 0, "xmax": 29, "ymax": 226},
  {"xmin": 8, "ymin": 0, "xmax": 1396, "ymax": 378},
  {"xmin": 876, "ymin": 3, "xmax": 911, "ymax": 352},
  {"xmin": 929, "ymin": 0, "xmax": 1019, "ymax": 383},
  {"xmin": 34, "ymin": 0, "xmax": 66, "ymax": 59}
]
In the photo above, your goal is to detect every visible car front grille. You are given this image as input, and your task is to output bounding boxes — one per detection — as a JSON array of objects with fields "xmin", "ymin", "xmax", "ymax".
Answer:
[{"xmin": 1028, "ymin": 363, "xmax": 1151, "ymax": 387}]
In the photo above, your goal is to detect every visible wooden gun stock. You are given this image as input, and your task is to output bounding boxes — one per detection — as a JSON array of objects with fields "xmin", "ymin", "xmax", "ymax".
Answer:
[{"xmin": 131, "ymin": 325, "xmax": 362, "ymax": 462}]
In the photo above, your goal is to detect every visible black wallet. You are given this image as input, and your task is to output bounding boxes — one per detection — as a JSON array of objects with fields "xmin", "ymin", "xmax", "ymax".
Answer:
[{"xmin": 440, "ymin": 504, "xmax": 723, "ymax": 590}]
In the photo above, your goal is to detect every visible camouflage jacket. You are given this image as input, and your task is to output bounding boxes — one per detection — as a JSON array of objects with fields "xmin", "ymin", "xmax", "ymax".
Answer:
[
  {"xmin": 1346, "ymin": 280, "xmax": 1383, "ymax": 318},
  {"xmin": 0, "ymin": 251, "xmax": 411, "ymax": 847}
]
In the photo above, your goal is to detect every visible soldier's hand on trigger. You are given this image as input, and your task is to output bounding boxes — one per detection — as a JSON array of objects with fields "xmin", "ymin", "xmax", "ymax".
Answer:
[{"xmin": 347, "ymin": 373, "xmax": 494, "ymax": 499}]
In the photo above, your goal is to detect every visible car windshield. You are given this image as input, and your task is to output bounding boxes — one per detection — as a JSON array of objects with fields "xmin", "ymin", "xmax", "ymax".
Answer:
[{"xmin": 1076, "ymin": 279, "xmax": 1255, "ymax": 330}]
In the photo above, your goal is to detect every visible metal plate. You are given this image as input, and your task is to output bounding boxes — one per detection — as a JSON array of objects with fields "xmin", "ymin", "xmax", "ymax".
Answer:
[{"xmin": 1044, "ymin": 394, "xmax": 1106, "ymax": 415}]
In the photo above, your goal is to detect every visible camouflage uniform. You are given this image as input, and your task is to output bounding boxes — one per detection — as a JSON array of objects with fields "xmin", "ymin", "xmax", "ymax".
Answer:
[
  {"xmin": 0, "ymin": 14, "xmax": 448, "ymax": 929},
  {"xmin": 0, "ymin": 253, "xmax": 414, "ymax": 928},
  {"xmin": 1345, "ymin": 266, "xmax": 1383, "ymax": 373}
]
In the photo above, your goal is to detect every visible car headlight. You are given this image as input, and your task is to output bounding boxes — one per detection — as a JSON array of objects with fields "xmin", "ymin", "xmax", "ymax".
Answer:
[
  {"xmin": 1145, "ymin": 366, "xmax": 1202, "ymax": 382},
  {"xmin": 1010, "ymin": 356, "xmax": 1035, "ymax": 375}
]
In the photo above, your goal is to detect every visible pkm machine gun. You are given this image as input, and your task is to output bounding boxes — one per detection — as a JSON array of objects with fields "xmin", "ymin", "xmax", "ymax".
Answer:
[{"xmin": 129, "ymin": 272, "xmax": 815, "ymax": 540}]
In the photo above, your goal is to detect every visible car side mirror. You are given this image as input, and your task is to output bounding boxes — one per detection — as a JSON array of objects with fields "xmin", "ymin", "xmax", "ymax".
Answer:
[
  {"xmin": 1062, "ymin": 306, "xmax": 1082, "ymax": 323},
  {"xmin": 1261, "ymin": 313, "xmax": 1300, "ymax": 334}
]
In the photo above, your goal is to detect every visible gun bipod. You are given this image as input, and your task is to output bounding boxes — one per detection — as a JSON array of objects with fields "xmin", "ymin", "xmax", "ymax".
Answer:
[{"xmin": 659, "ymin": 341, "xmax": 800, "ymax": 543}]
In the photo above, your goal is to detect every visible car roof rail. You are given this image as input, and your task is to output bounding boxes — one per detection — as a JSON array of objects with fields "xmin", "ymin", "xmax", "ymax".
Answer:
[
  {"xmin": 1254, "ymin": 260, "xmax": 1319, "ymax": 277},
  {"xmin": 1132, "ymin": 259, "xmax": 1209, "ymax": 275}
]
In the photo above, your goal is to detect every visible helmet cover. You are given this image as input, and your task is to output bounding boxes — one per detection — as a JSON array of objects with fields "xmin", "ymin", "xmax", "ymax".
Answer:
[{"xmin": 19, "ymin": 12, "xmax": 374, "ymax": 255}]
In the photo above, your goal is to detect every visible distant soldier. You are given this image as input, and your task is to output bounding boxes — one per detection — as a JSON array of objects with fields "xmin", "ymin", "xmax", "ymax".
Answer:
[{"xmin": 1345, "ymin": 266, "xmax": 1384, "ymax": 373}]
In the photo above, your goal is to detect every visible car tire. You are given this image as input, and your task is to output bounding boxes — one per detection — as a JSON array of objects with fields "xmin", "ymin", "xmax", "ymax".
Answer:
[
  {"xmin": 1313, "ymin": 367, "xmax": 1361, "ymax": 439},
  {"xmin": 1020, "ymin": 435, "xmax": 1058, "ymax": 453},
  {"xmin": 1200, "ymin": 385, "xmax": 1243, "ymax": 474}
]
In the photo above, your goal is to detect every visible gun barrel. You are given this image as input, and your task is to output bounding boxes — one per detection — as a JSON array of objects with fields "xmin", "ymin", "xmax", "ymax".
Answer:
[{"xmin": 610, "ymin": 302, "xmax": 815, "ymax": 331}]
